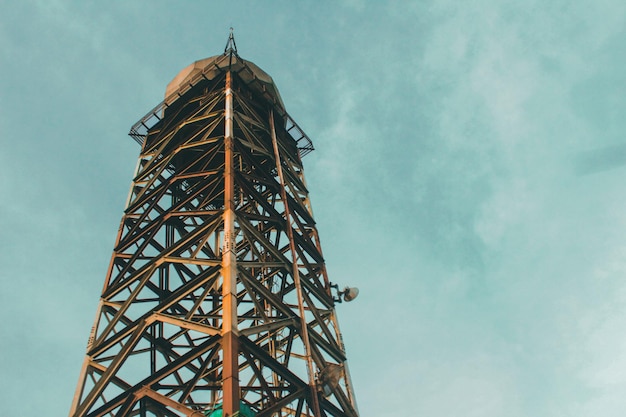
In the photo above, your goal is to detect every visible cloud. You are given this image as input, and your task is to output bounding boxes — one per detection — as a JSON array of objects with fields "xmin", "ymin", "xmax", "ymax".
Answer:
[
  {"xmin": 3, "ymin": 1, "xmax": 626, "ymax": 416},
  {"xmin": 359, "ymin": 354, "xmax": 524, "ymax": 417}
]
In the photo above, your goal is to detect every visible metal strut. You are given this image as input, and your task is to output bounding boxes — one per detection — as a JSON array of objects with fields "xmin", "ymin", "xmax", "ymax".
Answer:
[{"xmin": 269, "ymin": 109, "xmax": 322, "ymax": 417}]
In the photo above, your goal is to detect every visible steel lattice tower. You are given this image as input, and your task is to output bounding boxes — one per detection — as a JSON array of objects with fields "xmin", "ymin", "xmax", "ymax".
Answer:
[{"xmin": 69, "ymin": 33, "xmax": 359, "ymax": 417}]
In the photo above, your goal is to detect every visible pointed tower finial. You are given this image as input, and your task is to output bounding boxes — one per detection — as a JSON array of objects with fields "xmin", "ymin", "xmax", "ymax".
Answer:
[{"xmin": 224, "ymin": 27, "xmax": 238, "ymax": 58}]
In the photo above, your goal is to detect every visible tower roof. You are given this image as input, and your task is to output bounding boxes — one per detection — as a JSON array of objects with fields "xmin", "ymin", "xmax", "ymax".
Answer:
[
  {"xmin": 130, "ymin": 32, "xmax": 314, "ymax": 157},
  {"xmin": 165, "ymin": 54, "xmax": 285, "ymax": 109}
]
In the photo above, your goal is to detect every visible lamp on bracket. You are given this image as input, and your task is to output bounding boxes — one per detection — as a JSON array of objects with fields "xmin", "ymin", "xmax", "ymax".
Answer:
[
  {"xmin": 317, "ymin": 363, "xmax": 344, "ymax": 397},
  {"xmin": 330, "ymin": 283, "xmax": 359, "ymax": 303}
]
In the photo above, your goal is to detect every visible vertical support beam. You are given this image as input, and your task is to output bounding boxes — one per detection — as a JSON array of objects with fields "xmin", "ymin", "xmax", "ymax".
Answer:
[
  {"xmin": 330, "ymin": 314, "xmax": 360, "ymax": 416},
  {"xmin": 221, "ymin": 70, "xmax": 240, "ymax": 417},
  {"xmin": 269, "ymin": 109, "xmax": 322, "ymax": 417},
  {"xmin": 102, "ymin": 154, "xmax": 144, "ymax": 291},
  {"xmin": 69, "ymin": 351, "xmax": 92, "ymax": 415}
]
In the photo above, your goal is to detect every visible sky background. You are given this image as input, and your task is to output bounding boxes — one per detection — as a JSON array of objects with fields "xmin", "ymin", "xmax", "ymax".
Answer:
[{"xmin": 2, "ymin": 1, "xmax": 626, "ymax": 416}]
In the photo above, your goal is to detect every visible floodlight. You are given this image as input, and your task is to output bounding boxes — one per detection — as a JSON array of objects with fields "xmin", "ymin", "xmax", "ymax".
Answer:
[
  {"xmin": 329, "ymin": 283, "xmax": 360, "ymax": 303},
  {"xmin": 318, "ymin": 363, "xmax": 343, "ymax": 397},
  {"xmin": 341, "ymin": 287, "xmax": 359, "ymax": 302}
]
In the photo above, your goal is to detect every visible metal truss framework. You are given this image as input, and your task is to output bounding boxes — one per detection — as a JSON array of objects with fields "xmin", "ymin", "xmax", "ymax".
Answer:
[{"xmin": 69, "ymin": 50, "xmax": 358, "ymax": 417}]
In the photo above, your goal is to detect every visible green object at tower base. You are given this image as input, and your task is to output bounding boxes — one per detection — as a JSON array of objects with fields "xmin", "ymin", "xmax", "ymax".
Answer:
[{"xmin": 204, "ymin": 402, "xmax": 256, "ymax": 417}]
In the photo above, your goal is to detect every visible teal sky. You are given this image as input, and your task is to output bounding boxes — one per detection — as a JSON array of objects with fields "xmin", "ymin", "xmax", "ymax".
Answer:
[{"xmin": 2, "ymin": 1, "xmax": 626, "ymax": 416}]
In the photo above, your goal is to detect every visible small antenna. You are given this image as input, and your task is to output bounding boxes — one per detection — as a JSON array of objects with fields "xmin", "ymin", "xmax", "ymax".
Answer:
[{"xmin": 224, "ymin": 27, "xmax": 238, "ymax": 63}]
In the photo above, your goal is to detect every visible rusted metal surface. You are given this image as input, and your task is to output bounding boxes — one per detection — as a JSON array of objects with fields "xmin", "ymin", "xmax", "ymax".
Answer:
[
  {"xmin": 269, "ymin": 108, "xmax": 322, "ymax": 417},
  {"xmin": 69, "ymin": 39, "xmax": 358, "ymax": 417},
  {"xmin": 222, "ymin": 70, "xmax": 240, "ymax": 417}
]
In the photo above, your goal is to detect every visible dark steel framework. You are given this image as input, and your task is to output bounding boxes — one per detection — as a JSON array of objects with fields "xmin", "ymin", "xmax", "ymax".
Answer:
[{"xmin": 69, "ymin": 39, "xmax": 358, "ymax": 417}]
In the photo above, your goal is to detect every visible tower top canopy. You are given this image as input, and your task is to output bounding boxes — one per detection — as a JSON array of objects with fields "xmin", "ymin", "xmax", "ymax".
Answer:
[
  {"xmin": 132, "ymin": 36, "xmax": 313, "ymax": 156},
  {"xmin": 165, "ymin": 54, "xmax": 284, "ymax": 109}
]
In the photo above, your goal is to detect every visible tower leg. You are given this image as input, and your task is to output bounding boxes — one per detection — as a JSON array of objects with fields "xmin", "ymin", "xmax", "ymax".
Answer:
[{"xmin": 222, "ymin": 70, "xmax": 240, "ymax": 416}]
